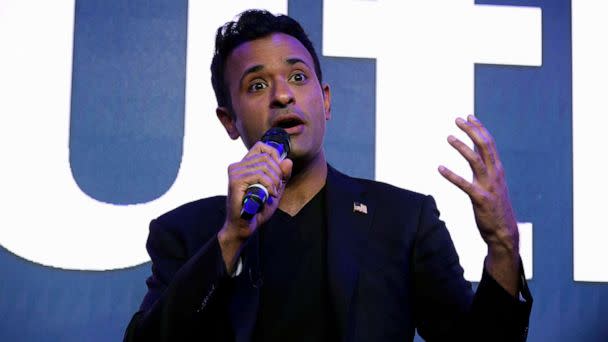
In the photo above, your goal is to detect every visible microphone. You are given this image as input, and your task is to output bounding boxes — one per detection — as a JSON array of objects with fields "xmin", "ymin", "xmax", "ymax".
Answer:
[{"xmin": 240, "ymin": 127, "xmax": 291, "ymax": 220}]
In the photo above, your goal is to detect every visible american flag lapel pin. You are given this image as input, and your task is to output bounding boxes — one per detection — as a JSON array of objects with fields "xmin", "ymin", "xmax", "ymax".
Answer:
[{"xmin": 353, "ymin": 201, "xmax": 368, "ymax": 214}]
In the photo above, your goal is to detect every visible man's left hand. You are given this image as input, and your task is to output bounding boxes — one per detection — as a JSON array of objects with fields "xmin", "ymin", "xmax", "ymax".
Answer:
[{"xmin": 438, "ymin": 115, "xmax": 520, "ymax": 296}]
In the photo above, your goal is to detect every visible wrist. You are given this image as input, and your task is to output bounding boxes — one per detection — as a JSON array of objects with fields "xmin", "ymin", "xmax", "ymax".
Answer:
[
  {"xmin": 485, "ymin": 230, "xmax": 521, "ymax": 298},
  {"xmin": 486, "ymin": 232, "xmax": 519, "ymax": 268},
  {"xmin": 486, "ymin": 224, "xmax": 519, "ymax": 256},
  {"xmin": 217, "ymin": 224, "xmax": 245, "ymax": 273},
  {"xmin": 218, "ymin": 224, "xmax": 234, "ymax": 246}
]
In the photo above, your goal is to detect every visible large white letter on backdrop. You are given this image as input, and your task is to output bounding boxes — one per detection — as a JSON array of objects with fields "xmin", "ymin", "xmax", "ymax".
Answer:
[
  {"xmin": 572, "ymin": 0, "xmax": 608, "ymax": 282},
  {"xmin": 0, "ymin": 0, "xmax": 287, "ymax": 271},
  {"xmin": 323, "ymin": 0, "xmax": 541, "ymax": 280}
]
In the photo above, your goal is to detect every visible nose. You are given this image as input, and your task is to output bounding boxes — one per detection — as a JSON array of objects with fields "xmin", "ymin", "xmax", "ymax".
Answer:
[{"xmin": 270, "ymin": 79, "xmax": 295, "ymax": 108}]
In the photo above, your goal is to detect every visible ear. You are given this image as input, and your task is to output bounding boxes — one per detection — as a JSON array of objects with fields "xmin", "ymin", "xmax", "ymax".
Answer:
[
  {"xmin": 322, "ymin": 83, "xmax": 331, "ymax": 121},
  {"xmin": 216, "ymin": 107, "xmax": 240, "ymax": 140}
]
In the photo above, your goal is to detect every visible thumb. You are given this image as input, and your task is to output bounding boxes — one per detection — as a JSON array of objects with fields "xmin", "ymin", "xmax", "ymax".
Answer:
[{"xmin": 280, "ymin": 158, "xmax": 293, "ymax": 184}]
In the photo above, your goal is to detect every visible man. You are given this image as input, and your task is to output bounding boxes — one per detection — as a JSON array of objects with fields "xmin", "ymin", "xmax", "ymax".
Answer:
[{"xmin": 124, "ymin": 9, "xmax": 531, "ymax": 342}]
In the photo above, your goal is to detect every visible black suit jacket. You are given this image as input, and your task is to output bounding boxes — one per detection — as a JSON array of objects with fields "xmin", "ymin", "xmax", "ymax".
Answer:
[{"xmin": 124, "ymin": 165, "xmax": 532, "ymax": 341}]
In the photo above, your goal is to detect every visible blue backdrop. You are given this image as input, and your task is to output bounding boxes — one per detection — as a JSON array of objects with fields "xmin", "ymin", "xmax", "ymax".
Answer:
[{"xmin": 1, "ymin": 0, "xmax": 607, "ymax": 341}]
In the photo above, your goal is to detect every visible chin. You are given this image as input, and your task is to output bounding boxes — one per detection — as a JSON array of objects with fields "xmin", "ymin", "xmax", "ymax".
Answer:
[{"xmin": 290, "ymin": 146, "xmax": 323, "ymax": 165}]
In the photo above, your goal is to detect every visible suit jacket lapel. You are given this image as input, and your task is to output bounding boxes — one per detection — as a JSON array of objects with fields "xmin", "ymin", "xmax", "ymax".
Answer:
[{"xmin": 326, "ymin": 165, "xmax": 375, "ymax": 341}]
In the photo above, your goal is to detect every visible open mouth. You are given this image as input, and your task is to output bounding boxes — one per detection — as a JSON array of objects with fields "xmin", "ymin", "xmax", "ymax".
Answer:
[
  {"xmin": 275, "ymin": 117, "xmax": 303, "ymax": 129},
  {"xmin": 273, "ymin": 116, "xmax": 305, "ymax": 134}
]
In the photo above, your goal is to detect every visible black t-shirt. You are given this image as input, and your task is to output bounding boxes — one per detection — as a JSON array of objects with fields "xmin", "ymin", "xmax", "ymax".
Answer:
[{"xmin": 252, "ymin": 186, "xmax": 338, "ymax": 341}]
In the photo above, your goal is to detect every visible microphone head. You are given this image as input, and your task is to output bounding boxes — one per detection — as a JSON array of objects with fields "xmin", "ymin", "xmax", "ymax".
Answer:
[{"xmin": 261, "ymin": 127, "xmax": 291, "ymax": 160}]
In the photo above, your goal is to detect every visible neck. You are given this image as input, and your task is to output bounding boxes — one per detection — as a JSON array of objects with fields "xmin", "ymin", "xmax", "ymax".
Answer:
[{"xmin": 279, "ymin": 150, "xmax": 328, "ymax": 216}]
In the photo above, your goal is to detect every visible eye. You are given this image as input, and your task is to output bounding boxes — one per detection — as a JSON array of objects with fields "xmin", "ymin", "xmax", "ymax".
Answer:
[
  {"xmin": 289, "ymin": 72, "xmax": 308, "ymax": 83},
  {"xmin": 248, "ymin": 80, "xmax": 268, "ymax": 92}
]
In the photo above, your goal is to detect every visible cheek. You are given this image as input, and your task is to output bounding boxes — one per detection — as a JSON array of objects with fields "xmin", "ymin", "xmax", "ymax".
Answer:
[
  {"xmin": 302, "ymin": 91, "xmax": 326, "ymax": 116},
  {"xmin": 237, "ymin": 96, "xmax": 267, "ymax": 119},
  {"xmin": 237, "ymin": 120, "xmax": 259, "ymax": 143}
]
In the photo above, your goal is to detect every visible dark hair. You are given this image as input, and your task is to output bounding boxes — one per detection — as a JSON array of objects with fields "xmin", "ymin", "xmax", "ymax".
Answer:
[{"xmin": 210, "ymin": 9, "xmax": 323, "ymax": 110}]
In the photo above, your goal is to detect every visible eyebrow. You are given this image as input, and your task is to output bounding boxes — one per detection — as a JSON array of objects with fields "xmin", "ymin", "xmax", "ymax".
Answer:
[
  {"xmin": 239, "ymin": 65, "xmax": 264, "ymax": 86},
  {"xmin": 239, "ymin": 58, "xmax": 312, "ymax": 86},
  {"xmin": 286, "ymin": 57, "xmax": 310, "ymax": 69}
]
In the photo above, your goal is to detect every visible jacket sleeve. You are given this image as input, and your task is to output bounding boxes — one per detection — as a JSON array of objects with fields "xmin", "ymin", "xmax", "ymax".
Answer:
[
  {"xmin": 123, "ymin": 218, "xmax": 234, "ymax": 342},
  {"xmin": 412, "ymin": 195, "xmax": 532, "ymax": 342}
]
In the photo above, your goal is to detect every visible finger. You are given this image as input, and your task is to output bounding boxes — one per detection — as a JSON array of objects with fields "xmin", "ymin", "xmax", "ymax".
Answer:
[
  {"xmin": 233, "ymin": 154, "xmax": 282, "ymax": 186},
  {"xmin": 258, "ymin": 160, "xmax": 293, "ymax": 220},
  {"xmin": 234, "ymin": 170, "xmax": 278, "ymax": 198},
  {"xmin": 228, "ymin": 162, "xmax": 281, "ymax": 197},
  {"xmin": 467, "ymin": 115, "xmax": 499, "ymax": 166},
  {"xmin": 230, "ymin": 155, "xmax": 281, "ymax": 182},
  {"xmin": 467, "ymin": 115, "xmax": 495, "ymax": 150},
  {"xmin": 241, "ymin": 143, "xmax": 284, "ymax": 180},
  {"xmin": 457, "ymin": 116, "xmax": 499, "ymax": 173},
  {"xmin": 468, "ymin": 115, "xmax": 507, "ymax": 178},
  {"xmin": 456, "ymin": 118, "xmax": 495, "ymax": 170},
  {"xmin": 272, "ymin": 159, "xmax": 293, "ymax": 199},
  {"xmin": 438, "ymin": 165, "xmax": 492, "ymax": 206},
  {"xmin": 438, "ymin": 165, "xmax": 481, "ymax": 199},
  {"xmin": 279, "ymin": 158, "xmax": 293, "ymax": 183},
  {"xmin": 447, "ymin": 135, "xmax": 487, "ymax": 179},
  {"xmin": 245, "ymin": 141, "xmax": 281, "ymax": 163}
]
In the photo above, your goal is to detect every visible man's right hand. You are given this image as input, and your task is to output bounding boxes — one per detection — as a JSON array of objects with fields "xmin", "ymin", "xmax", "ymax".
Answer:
[{"xmin": 217, "ymin": 141, "xmax": 293, "ymax": 273}]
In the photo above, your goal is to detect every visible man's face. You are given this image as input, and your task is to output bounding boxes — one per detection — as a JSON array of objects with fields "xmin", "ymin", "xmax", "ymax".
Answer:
[{"xmin": 217, "ymin": 33, "xmax": 331, "ymax": 164}]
